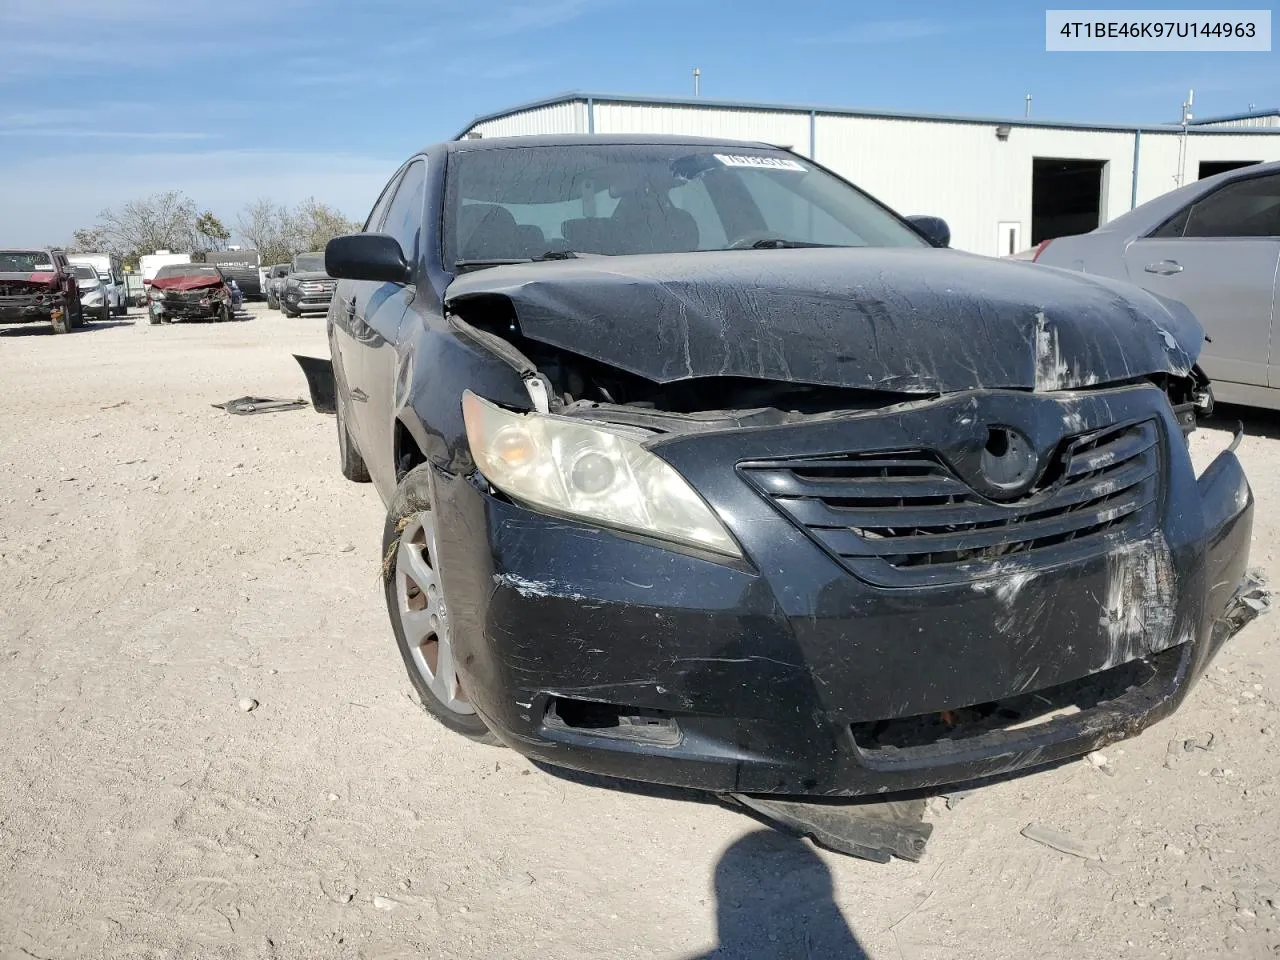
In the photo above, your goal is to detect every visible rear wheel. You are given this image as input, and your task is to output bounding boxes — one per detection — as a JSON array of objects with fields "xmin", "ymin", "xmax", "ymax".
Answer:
[
  {"xmin": 384, "ymin": 465, "xmax": 499, "ymax": 744},
  {"xmin": 337, "ymin": 391, "xmax": 371, "ymax": 483}
]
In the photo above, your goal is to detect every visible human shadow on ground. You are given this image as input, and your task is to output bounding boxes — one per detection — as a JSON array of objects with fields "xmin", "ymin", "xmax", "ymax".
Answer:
[{"xmin": 681, "ymin": 829, "xmax": 869, "ymax": 960}]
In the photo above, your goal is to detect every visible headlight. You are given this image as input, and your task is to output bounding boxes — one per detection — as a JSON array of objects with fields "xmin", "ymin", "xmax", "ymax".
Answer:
[
  {"xmin": 462, "ymin": 391, "xmax": 741, "ymax": 558},
  {"xmin": 84, "ymin": 291, "xmax": 103, "ymax": 304}
]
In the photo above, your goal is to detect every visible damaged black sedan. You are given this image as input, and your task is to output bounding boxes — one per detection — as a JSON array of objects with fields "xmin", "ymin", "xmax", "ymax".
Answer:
[{"xmin": 320, "ymin": 134, "xmax": 1261, "ymax": 797}]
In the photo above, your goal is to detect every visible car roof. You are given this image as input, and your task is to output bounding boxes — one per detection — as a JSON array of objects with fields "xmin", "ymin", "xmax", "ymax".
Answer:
[
  {"xmin": 434, "ymin": 132, "xmax": 778, "ymax": 155},
  {"xmin": 1093, "ymin": 158, "xmax": 1280, "ymax": 235}
]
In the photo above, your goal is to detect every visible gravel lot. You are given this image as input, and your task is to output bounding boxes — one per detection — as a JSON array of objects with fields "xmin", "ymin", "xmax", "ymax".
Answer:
[{"xmin": 2, "ymin": 302, "xmax": 1278, "ymax": 960}]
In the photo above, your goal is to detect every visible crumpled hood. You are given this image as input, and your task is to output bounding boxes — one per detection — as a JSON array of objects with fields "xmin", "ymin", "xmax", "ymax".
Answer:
[
  {"xmin": 0, "ymin": 272, "xmax": 57, "ymax": 291},
  {"xmin": 151, "ymin": 274, "xmax": 225, "ymax": 292},
  {"xmin": 444, "ymin": 247, "xmax": 1204, "ymax": 393}
]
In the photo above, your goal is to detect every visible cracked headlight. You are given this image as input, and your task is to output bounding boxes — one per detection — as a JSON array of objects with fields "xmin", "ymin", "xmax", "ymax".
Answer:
[{"xmin": 463, "ymin": 390, "xmax": 741, "ymax": 558}]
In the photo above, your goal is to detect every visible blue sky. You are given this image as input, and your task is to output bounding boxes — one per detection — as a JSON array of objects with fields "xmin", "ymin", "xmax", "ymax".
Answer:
[{"xmin": 0, "ymin": 0, "xmax": 1275, "ymax": 245}]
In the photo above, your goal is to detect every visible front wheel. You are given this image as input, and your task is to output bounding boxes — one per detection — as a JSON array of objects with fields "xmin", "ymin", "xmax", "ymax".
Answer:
[
  {"xmin": 97, "ymin": 302, "xmax": 110, "ymax": 323},
  {"xmin": 217, "ymin": 303, "xmax": 232, "ymax": 324},
  {"xmin": 51, "ymin": 307, "xmax": 71, "ymax": 334},
  {"xmin": 384, "ymin": 465, "xmax": 500, "ymax": 744}
]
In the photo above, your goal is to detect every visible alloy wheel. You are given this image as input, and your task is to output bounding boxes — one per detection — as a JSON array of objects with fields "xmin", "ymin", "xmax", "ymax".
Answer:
[{"xmin": 394, "ymin": 512, "xmax": 473, "ymax": 715}]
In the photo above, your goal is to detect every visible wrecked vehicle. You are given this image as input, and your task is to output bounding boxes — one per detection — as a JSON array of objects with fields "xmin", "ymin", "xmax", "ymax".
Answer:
[
  {"xmin": 318, "ymin": 134, "xmax": 1262, "ymax": 798},
  {"xmin": 147, "ymin": 263, "xmax": 235, "ymax": 325},
  {"xmin": 280, "ymin": 252, "xmax": 335, "ymax": 317},
  {"xmin": 0, "ymin": 248, "xmax": 83, "ymax": 334}
]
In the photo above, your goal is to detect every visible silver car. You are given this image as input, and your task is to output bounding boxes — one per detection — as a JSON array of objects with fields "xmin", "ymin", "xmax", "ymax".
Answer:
[{"xmin": 1034, "ymin": 161, "xmax": 1280, "ymax": 409}]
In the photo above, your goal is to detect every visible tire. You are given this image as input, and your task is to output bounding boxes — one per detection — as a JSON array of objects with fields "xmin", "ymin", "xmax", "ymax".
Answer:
[
  {"xmin": 71, "ymin": 301, "xmax": 85, "ymax": 328},
  {"xmin": 267, "ymin": 293, "xmax": 278, "ymax": 310},
  {"xmin": 50, "ymin": 307, "xmax": 71, "ymax": 334},
  {"xmin": 283, "ymin": 305, "xmax": 298, "ymax": 318},
  {"xmin": 383, "ymin": 464, "xmax": 500, "ymax": 744},
  {"xmin": 98, "ymin": 302, "xmax": 110, "ymax": 324},
  {"xmin": 336, "ymin": 391, "xmax": 371, "ymax": 483},
  {"xmin": 218, "ymin": 303, "xmax": 232, "ymax": 324}
]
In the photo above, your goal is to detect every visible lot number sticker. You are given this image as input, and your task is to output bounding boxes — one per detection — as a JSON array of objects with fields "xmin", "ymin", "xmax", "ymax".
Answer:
[{"xmin": 714, "ymin": 154, "xmax": 806, "ymax": 172}]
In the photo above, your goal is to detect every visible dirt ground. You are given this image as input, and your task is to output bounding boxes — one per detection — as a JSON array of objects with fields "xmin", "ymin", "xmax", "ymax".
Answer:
[{"xmin": 1, "ymin": 302, "xmax": 1278, "ymax": 960}]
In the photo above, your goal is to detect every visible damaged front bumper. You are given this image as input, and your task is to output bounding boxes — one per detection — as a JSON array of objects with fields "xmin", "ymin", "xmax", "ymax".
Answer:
[
  {"xmin": 0, "ymin": 297, "xmax": 53, "ymax": 322},
  {"xmin": 433, "ymin": 384, "xmax": 1262, "ymax": 796}
]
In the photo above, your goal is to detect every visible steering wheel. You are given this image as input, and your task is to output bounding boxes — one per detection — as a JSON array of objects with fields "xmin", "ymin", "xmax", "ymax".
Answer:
[{"xmin": 724, "ymin": 231, "xmax": 784, "ymax": 250}]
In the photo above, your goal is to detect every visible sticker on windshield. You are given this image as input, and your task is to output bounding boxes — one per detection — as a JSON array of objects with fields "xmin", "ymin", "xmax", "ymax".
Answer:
[{"xmin": 713, "ymin": 154, "xmax": 806, "ymax": 172}]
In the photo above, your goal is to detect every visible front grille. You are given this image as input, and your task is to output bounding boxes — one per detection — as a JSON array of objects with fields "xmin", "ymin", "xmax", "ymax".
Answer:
[
  {"xmin": 164, "ymin": 289, "xmax": 212, "ymax": 302},
  {"xmin": 299, "ymin": 280, "xmax": 335, "ymax": 295},
  {"xmin": 740, "ymin": 419, "xmax": 1161, "ymax": 584}
]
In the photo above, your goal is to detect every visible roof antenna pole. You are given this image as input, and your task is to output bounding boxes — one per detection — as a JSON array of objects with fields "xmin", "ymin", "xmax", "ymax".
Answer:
[
  {"xmin": 1025, "ymin": 93, "xmax": 1032, "ymax": 118},
  {"xmin": 693, "ymin": 67, "xmax": 701, "ymax": 97},
  {"xmin": 1176, "ymin": 88, "xmax": 1194, "ymax": 186}
]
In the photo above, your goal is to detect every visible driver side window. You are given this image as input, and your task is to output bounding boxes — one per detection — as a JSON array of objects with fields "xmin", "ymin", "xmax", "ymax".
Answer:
[{"xmin": 381, "ymin": 160, "xmax": 427, "ymax": 269}]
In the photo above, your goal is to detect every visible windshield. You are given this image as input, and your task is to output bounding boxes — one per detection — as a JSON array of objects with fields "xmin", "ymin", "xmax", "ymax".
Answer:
[
  {"xmin": 154, "ymin": 264, "xmax": 220, "ymax": 279},
  {"xmin": 445, "ymin": 143, "xmax": 926, "ymax": 267},
  {"xmin": 0, "ymin": 251, "xmax": 55, "ymax": 272},
  {"xmin": 72, "ymin": 266, "xmax": 98, "ymax": 281},
  {"xmin": 293, "ymin": 253, "xmax": 324, "ymax": 272}
]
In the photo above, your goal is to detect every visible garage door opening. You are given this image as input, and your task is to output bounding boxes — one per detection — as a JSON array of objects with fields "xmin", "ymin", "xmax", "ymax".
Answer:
[
  {"xmin": 1199, "ymin": 160, "xmax": 1261, "ymax": 179},
  {"xmin": 1031, "ymin": 158, "xmax": 1107, "ymax": 244}
]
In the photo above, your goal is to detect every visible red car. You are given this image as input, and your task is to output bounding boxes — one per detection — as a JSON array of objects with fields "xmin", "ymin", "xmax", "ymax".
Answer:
[
  {"xmin": 146, "ymin": 263, "xmax": 236, "ymax": 325},
  {"xmin": 0, "ymin": 248, "xmax": 84, "ymax": 334}
]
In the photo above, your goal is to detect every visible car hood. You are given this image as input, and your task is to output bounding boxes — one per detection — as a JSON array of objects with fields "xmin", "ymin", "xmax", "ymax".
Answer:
[
  {"xmin": 444, "ymin": 247, "xmax": 1203, "ymax": 393},
  {"xmin": 288, "ymin": 271, "xmax": 331, "ymax": 283}
]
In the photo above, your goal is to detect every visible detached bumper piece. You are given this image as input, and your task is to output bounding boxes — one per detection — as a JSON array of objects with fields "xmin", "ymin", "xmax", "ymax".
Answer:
[{"xmin": 726, "ymin": 795, "xmax": 932, "ymax": 863}]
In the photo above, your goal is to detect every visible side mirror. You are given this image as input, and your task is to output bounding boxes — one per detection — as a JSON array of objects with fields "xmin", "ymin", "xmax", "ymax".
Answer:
[
  {"xmin": 326, "ymin": 233, "xmax": 410, "ymax": 284},
  {"xmin": 907, "ymin": 215, "xmax": 951, "ymax": 248}
]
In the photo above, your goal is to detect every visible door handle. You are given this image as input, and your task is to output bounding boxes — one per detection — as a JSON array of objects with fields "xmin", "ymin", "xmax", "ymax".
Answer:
[
  {"xmin": 350, "ymin": 387, "xmax": 369, "ymax": 403},
  {"xmin": 1144, "ymin": 260, "xmax": 1183, "ymax": 275}
]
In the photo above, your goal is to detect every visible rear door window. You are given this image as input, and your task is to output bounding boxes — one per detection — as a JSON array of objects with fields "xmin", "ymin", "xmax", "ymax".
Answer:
[{"xmin": 1154, "ymin": 173, "xmax": 1280, "ymax": 238}]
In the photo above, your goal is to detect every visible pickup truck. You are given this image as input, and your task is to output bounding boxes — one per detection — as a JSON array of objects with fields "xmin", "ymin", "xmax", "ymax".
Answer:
[{"xmin": 0, "ymin": 248, "xmax": 84, "ymax": 334}]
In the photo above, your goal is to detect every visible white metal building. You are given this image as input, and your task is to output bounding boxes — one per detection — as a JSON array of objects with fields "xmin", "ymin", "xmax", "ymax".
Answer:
[{"xmin": 457, "ymin": 93, "xmax": 1280, "ymax": 257}]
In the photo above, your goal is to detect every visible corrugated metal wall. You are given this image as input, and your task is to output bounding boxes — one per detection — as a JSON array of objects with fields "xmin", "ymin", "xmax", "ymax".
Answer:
[
  {"xmin": 593, "ymin": 103, "xmax": 813, "ymax": 156},
  {"xmin": 462, "ymin": 98, "xmax": 1280, "ymax": 256},
  {"xmin": 814, "ymin": 116, "xmax": 1136, "ymax": 255},
  {"xmin": 470, "ymin": 102, "xmax": 589, "ymax": 138},
  {"xmin": 1192, "ymin": 115, "xmax": 1280, "ymax": 129}
]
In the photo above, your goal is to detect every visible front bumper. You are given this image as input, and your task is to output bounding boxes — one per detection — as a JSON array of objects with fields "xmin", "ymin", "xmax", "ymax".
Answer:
[
  {"xmin": 430, "ymin": 385, "xmax": 1259, "ymax": 796},
  {"xmin": 0, "ymin": 299, "xmax": 53, "ymax": 322},
  {"xmin": 150, "ymin": 298, "xmax": 223, "ymax": 321},
  {"xmin": 285, "ymin": 292, "xmax": 334, "ymax": 313}
]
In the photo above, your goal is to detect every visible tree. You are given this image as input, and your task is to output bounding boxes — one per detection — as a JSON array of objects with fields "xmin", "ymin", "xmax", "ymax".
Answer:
[
  {"xmin": 194, "ymin": 211, "xmax": 230, "ymax": 252},
  {"xmin": 289, "ymin": 198, "xmax": 360, "ymax": 255},
  {"xmin": 236, "ymin": 198, "xmax": 293, "ymax": 266},
  {"xmin": 93, "ymin": 190, "xmax": 199, "ymax": 259},
  {"xmin": 237, "ymin": 197, "xmax": 360, "ymax": 265},
  {"xmin": 68, "ymin": 226, "xmax": 111, "ymax": 254}
]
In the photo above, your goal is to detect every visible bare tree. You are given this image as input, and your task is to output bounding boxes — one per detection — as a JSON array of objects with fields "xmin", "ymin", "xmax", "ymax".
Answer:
[
  {"xmin": 237, "ymin": 198, "xmax": 293, "ymax": 265},
  {"xmin": 290, "ymin": 197, "xmax": 361, "ymax": 254},
  {"xmin": 68, "ymin": 226, "xmax": 111, "ymax": 254},
  {"xmin": 94, "ymin": 190, "xmax": 199, "ymax": 258},
  {"xmin": 238, "ymin": 197, "xmax": 359, "ymax": 265}
]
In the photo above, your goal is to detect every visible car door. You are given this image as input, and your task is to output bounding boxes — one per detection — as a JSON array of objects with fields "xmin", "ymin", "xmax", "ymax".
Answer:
[
  {"xmin": 1121, "ymin": 171, "xmax": 1280, "ymax": 389},
  {"xmin": 331, "ymin": 164, "xmax": 406, "ymax": 456},
  {"xmin": 346, "ymin": 158, "xmax": 427, "ymax": 493}
]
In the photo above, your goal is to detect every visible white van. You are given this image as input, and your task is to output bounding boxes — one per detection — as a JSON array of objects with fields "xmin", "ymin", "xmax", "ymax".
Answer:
[
  {"xmin": 68, "ymin": 252, "xmax": 127, "ymax": 316},
  {"xmin": 138, "ymin": 251, "xmax": 192, "ymax": 286}
]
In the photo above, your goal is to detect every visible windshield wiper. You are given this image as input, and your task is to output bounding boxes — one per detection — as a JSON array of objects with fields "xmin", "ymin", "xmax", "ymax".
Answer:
[
  {"xmin": 453, "ymin": 251, "xmax": 594, "ymax": 273},
  {"xmin": 726, "ymin": 238, "xmax": 844, "ymax": 250}
]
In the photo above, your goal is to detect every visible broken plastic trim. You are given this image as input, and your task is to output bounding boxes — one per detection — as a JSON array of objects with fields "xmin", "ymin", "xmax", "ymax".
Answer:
[{"xmin": 725, "ymin": 795, "xmax": 933, "ymax": 864}]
